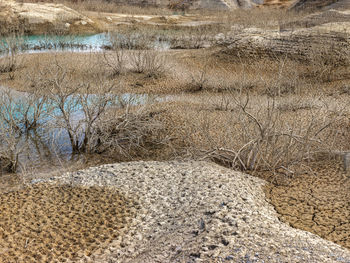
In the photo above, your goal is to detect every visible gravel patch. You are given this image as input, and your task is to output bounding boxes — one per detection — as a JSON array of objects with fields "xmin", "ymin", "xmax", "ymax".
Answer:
[{"xmin": 36, "ymin": 161, "xmax": 350, "ymax": 262}]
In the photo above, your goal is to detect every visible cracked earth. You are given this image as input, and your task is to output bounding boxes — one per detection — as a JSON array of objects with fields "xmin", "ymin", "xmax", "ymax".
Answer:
[{"xmin": 265, "ymin": 160, "xmax": 350, "ymax": 250}]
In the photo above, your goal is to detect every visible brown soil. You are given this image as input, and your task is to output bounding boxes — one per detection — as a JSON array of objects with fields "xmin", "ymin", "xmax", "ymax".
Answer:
[
  {"xmin": 264, "ymin": 160, "xmax": 350, "ymax": 250},
  {"xmin": 0, "ymin": 183, "xmax": 137, "ymax": 262}
]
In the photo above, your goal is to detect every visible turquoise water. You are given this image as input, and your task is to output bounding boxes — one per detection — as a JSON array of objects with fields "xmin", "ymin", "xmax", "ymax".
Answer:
[
  {"xmin": 0, "ymin": 33, "xmax": 111, "ymax": 54},
  {"xmin": 24, "ymin": 33, "xmax": 111, "ymax": 51},
  {"xmin": 0, "ymin": 32, "xmax": 169, "ymax": 172},
  {"xmin": 0, "ymin": 88, "xmax": 153, "ymax": 170},
  {"xmin": 0, "ymin": 32, "xmax": 171, "ymax": 54}
]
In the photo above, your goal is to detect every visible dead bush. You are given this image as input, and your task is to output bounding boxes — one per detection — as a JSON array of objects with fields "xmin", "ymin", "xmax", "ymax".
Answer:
[
  {"xmin": 109, "ymin": 31, "xmax": 152, "ymax": 50},
  {"xmin": 306, "ymin": 42, "xmax": 350, "ymax": 82},
  {"xmin": 35, "ymin": 60, "xmax": 117, "ymax": 154},
  {"xmin": 172, "ymin": 26, "xmax": 213, "ymax": 49},
  {"xmin": 93, "ymin": 108, "xmax": 169, "ymax": 159},
  {"xmin": 0, "ymin": 128, "xmax": 21, "ymax": 174},
  {"xmin": 0, "ymin": 84, "xmax": 54, "ymax": 174},
  {"xmin": 164, "ymin": 94, "xmax": 344, "ymax": 178},
  {"xmin": 130, "ymin": 50, "xmax": 165, "ymax": 77},
  {"xmin": 0, "ymin": 35, "xmax": 23, "ymax": 78},
  {"xmin": 102, "ymin": 49, "xmax": 126, "ymax": 76}
]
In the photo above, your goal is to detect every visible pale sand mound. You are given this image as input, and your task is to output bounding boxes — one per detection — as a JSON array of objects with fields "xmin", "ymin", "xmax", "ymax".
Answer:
[
  {"xmin": 23, "ymin": 161, "xmax": 350, "ymax": 262},
  {"xmin": 0, "ymin": 0, "xmax": 97, "ymax": 34}
]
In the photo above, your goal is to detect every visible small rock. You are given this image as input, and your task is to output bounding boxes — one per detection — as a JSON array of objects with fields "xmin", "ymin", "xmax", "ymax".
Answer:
[
  {"xmin": 225, "ymin": 255, "xmax": 234, "ymax": 260},
  {"xmin": 208, "ymin": 245, "xmax": 218, "ymax": 250},
  {"xmin": 202, "ymin": 246, "xmax": 209, "ymax": 252},
  {"xmin": 190, "ymin": 252, "xmax": 201, "ymax": 258},
  {"xmin": 221, "ymin": 238, "xmax": 229, "ymax": 246},
  {"xmin": 199, "ymin": 218, "xmax": 205, "ymax": 230},
  {"xmin": 175, "ymin": 246, "xmax": 182, "ymax": 253}
]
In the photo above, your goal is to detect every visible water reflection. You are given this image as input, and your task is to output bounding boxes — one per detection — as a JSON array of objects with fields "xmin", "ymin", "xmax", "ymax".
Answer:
[
  {"xmin": 0, "ymin": 86, "xmax": 152, "ymax": 172},
  {"xmin": 0, "ymin": 33, "xmax": 171, "ymax": 55}
]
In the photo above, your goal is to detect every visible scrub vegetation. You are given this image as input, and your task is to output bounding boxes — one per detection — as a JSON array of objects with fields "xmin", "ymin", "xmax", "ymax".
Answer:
[
  {"xmin": 0, "ymin": 30, "xmax": 349, "ymax": 178},
  {"xmin": 1, "ymin": 0, "xmax": 350, "ymax": 256}
]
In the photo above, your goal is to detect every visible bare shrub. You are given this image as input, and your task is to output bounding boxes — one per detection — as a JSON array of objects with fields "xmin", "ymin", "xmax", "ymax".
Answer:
[
  {"xmin": 262, "ymin": 57, "xmax": 304, "ymax": 97},
  {"xmin": 0, "ymin": 86, "xmax": 50, "ymax": 174},
  {"xmin": 172, "ymin": 26, "xmax": 213, "ymax": 49},
  {"xmin": 106, "ymin": 31, "xmax": 166, "ymax": 77},
  {"xmin": 109, "ymin": 31, "xmax": 152, "ymax": 50},
  {"xmin": 35, "ymin": 60, "xmax": 117, "ymax": 153},
  {"xmin": 216, "ymin": 95, "xmax": 335, "ymax": 174},
  {"xmin": 0, "ymin": 52, "xmax": 170, "ymax": 173},
  {"xmin": 0, "ymin": 88, "xmax": 49, "ymax": 134},
  {"xmin": 306, "ymin": 42, "xmax": 350, "ymax": 83},
  {"xmin": 187, "ymin": 62, "xmax": 210, "ymax": 92},
  {"xmin": 0, "ymin": 35, "xmax": 23, "ymax": 77},
  {"xmin": 93, "ymin": 107, "xmax": 168, "ymax": 159},
  {"xmin": 0, "ymin": 123, "xmax": 22, "ymax": 174},
  {"xmin": 130, "ymin": 50, "xmax": 165, "ymax": 77},
  {"xmin": 102, "ymin": 49, "xmax": 126, "ymax": 76},
  {"xmin": 165, "ymin": 93, "xmax": 344, "ymax": 178}
]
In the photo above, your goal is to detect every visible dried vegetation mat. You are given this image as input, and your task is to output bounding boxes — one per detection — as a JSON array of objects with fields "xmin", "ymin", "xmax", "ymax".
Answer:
[{"xmin": 0, "ymin": 51, "xmax": 188, "ymax": 95}]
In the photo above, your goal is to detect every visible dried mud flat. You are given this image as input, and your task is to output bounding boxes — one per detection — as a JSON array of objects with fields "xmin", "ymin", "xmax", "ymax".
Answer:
[
  {"xmin": 266, "ymin": 160, "xmax": 350, "ymax": 251},
  {"xmin": 0, "ymin": 184, "xmax": 137, "ymax": 262},
  {"xmin": 0, "ymin": 161, "xmax": 348, "ymax": 262}
]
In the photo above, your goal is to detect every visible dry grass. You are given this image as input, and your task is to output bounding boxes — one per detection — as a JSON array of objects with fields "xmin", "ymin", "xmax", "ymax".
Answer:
[
  {"xmin": 20, "ymin": 0, "xmax": 175, "ymax": 15},
  {"xmin": 1, "ymin": 23, "xmax": 349, "ymax": 179},
  {"xmin": 0, "ymin": 52, "xmax": 184, "ymax": 94},
  {"xmin": 210, "ymin": 8, "xmax": 303, "ymax": 30},
  {"xmin": 148, "ymin": 93, "xmax": 350, "ymax": 178},
  {"xmin": 17, "ymin": 0, "xmax": 303, "ymax": 29},
  {"xmin": 5, "ymin": 47, "xmax": 337, "ymax": 96}
]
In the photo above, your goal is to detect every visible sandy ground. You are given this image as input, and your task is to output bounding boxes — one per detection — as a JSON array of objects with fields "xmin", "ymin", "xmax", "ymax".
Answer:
[
  {"xmin": 86, "ymin": 11, "xmax": 217, "ymax": 30},
  {"xmin": 0, "ymin": 161, "xmax": 348, "ymax": 262}
]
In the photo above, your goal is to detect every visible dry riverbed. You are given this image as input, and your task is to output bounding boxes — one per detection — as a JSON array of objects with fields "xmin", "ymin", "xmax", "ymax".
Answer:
[{"xmin": 1, "ymin": 161, "xmax": 350, "ymax": 262}]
